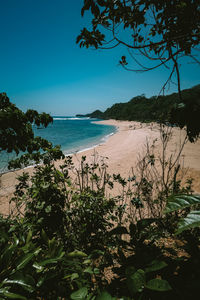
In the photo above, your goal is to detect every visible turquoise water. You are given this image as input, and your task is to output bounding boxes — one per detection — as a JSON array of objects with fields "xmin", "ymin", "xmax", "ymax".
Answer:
[{"xmin": 0, "ymin": 117, "xmax": 116, "ymax": 173}]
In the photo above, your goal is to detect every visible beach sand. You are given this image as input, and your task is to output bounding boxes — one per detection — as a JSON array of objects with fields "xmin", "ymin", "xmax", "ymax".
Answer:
[{"xmin": 0, "ymin": 120, "xmax": 200, "ymax": 215}]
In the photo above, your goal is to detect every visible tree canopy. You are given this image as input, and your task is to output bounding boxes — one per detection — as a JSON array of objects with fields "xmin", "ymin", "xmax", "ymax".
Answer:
[
  {"xmin": 0, "ymin": 93, "xmax": 53, "ymax": 154},
  {"xmin": 0, "ymin": 93, "xmax": 64, "ymax": 169},
  {"xmin": 77, "ymin": 0, "xmax": 200, "ymax": 97},
  {"xmin": 79, "ymin": 84, "xmax": 200, "ymax": 141}
]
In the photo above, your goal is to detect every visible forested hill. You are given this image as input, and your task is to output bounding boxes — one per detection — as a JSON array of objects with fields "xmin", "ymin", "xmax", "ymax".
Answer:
[
  {"xmin": 79, "ymin": 85, "xmax": 200, "ymax": 124},
  {"xmin": 76, "ymin": 110, "xmax": 104, "ymax": 119}
]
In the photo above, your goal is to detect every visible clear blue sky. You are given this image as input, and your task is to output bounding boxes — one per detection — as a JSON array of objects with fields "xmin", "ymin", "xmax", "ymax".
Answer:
[{"xmin": 0, "ymin": 0, "xmax": 199, "ymax": 116}]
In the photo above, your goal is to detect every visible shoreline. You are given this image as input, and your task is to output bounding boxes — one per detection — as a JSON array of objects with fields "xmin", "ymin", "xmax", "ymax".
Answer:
[
  {"xmin": 1, "ymin": 119, "xmax": 200, "ymax": 215},
  {"xmin": 0, "ymin": 121, "xmax": 117, "ymax": 176},
  {"xmin": 63, "ymin": 127, "xmax": 117, "ymax": 157}
]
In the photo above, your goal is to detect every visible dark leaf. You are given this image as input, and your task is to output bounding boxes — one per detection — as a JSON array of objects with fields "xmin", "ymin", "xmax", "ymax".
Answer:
[
  {"xmin": 70, "ymin": 287, "xmax": 88, "ymax": 300},
  {"xmin": 109, "ymin": 226, "xmax": 129, "ymax": 235},
  {"xmin": 146, "ymin": 279, "xmax": 172, "ymax": 291}
]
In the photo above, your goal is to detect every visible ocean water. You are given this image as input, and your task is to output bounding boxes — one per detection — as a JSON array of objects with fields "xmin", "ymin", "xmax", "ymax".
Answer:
[{"xmin": 0, "ymin": 117, "xmax": 116, "ymax": 173}]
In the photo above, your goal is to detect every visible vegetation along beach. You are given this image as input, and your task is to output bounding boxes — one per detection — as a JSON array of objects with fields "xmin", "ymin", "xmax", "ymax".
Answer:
[{"xmin": 0, "ymin": 1, "xmax": 200, "ymax": 299}]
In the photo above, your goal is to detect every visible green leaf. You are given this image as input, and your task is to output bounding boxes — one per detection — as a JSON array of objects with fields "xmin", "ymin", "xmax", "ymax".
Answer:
[
  {"xmin": 84, "ymin": 266, "xmax": 93, "ymax": 274},
  {"xmin": 33, "ymin": 262, "xmax": 44, "ymax": 272},
  {"xmin": 38, "ymin": 255, "xmax": 63, "ymax": 266},
  {"xmin": 165, "ymin": 194, "xmax": 200, "ymax": 214},
  {"xmin": 41, "ymin": 229, "xmax": 48, "ymax": 244},
  {"xmin": 86, "ymin": 294, "xmax": 96, "ymax": 300},
  {"xmin": 36, "ymin": 271, "xmax": 57, "ymax": 288},
  {"xmin": 93, "ymin": 268, "xmax": 99, "ymax": 274},
  {"xmin": 126, "ymin": 269, "xmax": 145, "ymax": 295},
  {"xmin": 3, "ymin": 278, "xmax": 34, "ymax": 293},
  {"xmin": 145, "ymin": 260, "xmax": 167, "ymax": 273},
  {"xmin": 36, "ymin": 275, "xmax": 46, "ymax": 288},
  {"xmin": 0, "ymin": 244, "xmax": 16, "ymax": 269},
  {"xmin": 45, "ymin": 205, "xmax": 52, "ymax": 213},
  {"xmin": 67, "ymin": 250, "xmax": 87, "ymax": 258},
  {"xmin": 56, "ymin": 169, "xmax": 64, "ymax": 178},
  {"xmin": 14, "ymin": 236, "xmax": 20, "ymax": 246},
  {"xmin": 83, "ymin": 259, "xmax": 91, "ymax": 264},
  {"xmin": 71, "ymin": 273, "xmax": 79, "ymax": 281},
  {"xmin": 146, "ymin": 279, "xmax": 172, "ymax": 291},
  {"xmin": 70, "ymin": 287, "xmax": 88, "ymax": 300},
  {"xmin": 16, "ymin": 250, "xmax": 39, "ymax": 271},
  {"xmin": 48, "ymin": 237, "xmax": 56, "ymax": 251},
  {"xmin": 96, "ymin": 291, "xmax": 115, "ymax": 300},
  {"xmin": 0, "ymin": 288, "xmax": 27, "ymax": 299},
  {"xmin": 26, "ymin": 230, "xmax": 32, "ymax": 244},
  {"xmin": 176, "ymin": 210, "xmax": 200, "ymax": 234}
]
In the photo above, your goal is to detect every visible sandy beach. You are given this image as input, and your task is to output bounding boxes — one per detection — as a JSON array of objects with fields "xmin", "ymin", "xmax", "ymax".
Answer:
[{"xmin": 1, "ymin": 120, "xmax": 200, "ymax": 215}]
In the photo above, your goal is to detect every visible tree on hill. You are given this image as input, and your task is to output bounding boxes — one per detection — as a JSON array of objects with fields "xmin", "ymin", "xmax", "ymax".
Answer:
[
  {"xmin": 77, "ymin": 0, "xmax": 200, "ymax": 99},
  {"xmin": 86, "ymin": 85, "xmax": 200, "ymax": 141},
  {"xmin": 88, "ymin": 109, "xmax": 105, "ymax": 118}
]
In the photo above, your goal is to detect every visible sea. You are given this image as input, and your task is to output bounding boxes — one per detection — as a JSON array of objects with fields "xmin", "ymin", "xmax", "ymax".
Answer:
[{"xmin": 0, "ymin": 117, "xmax": 116, "ymax": 173}]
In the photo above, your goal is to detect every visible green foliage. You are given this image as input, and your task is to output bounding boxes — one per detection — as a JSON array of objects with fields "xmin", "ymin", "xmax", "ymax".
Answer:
[
  {"xmin": 78, "ymin": 0, "xmax": 200, "ymax": 141},
  {"xmin": 145, "ymin": 279, "xmax": 172, "ymax": 292},
  {"xmin": 126, "ymin": 268, "xmax": 145, "ymax": 295},
  {"xmin": 96, "ymin": 291, "xmax": 116, "ymax": 300},
  {"xmin": 70, "ymin": 287, "xmax": 88, "ymax": 300},
  {"xmin": 164, "ymin": 194, "xmax": 200, "ymax": 214},
  {"xmin": 169, "ymin": 85, "xmax": 200, "ymax": 142},
  {"xmin": 1, "ymin": 155, "xmax": 200, "ymax": 299},
  {"xmin": 0, "ymin": 217, "xmax": 97, "ymax": 299},
  {"xmin": 81, "ymin": 85, "xmax": 200, "ymax": 141},
  {"xmin": 176, "ymin": 210, "xmax": 200, "ymax": 234},
  {"xmin": 66, "ymin": 190, "xmax": 116, "ymax": 251},
  {"xmin": 10, "ymin": 156, "xmax": 119, "ymax": 253},
  {"xmin": 0, "ymin": 93, "xmax": 53, "ymax": 155},
  {"xmin": 78, "ymin": 0, "xmax": 199, "ymax": 58},
  {"xmin": 165, "ymin": 194, "xmax": 200, "ymax": 234},
  {"xmin": 76, "ymin": 110, "xmax": 104, "ymax": 119},
  {"xmin": 126, "ymin": 266, "xmax": 172, "ymax": 295},
  {"xmin": 0, "ymin": 93, "xmax": 64, "ymax": 170},
  {"xmin": 1, "ymin": 98, "xmax": 200, "ymax": 299},
  {"xmin": 104, "ymin": 219, "xmax": 172, "ymax": 298}
]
